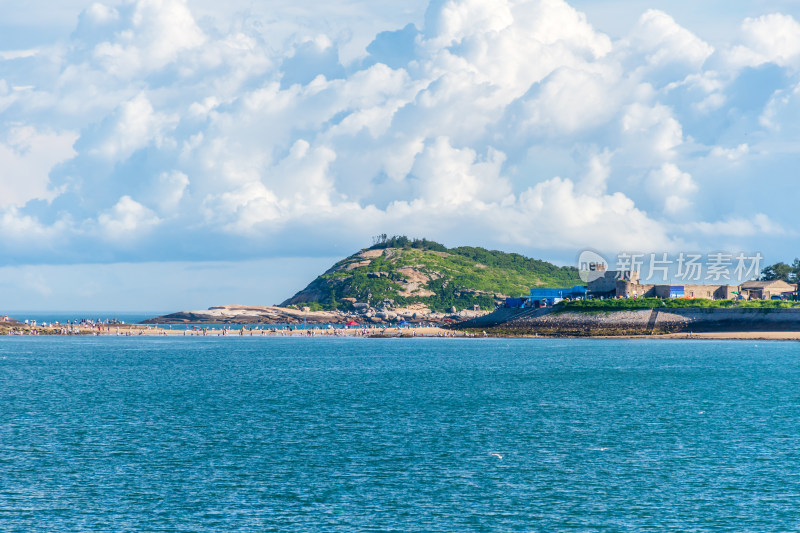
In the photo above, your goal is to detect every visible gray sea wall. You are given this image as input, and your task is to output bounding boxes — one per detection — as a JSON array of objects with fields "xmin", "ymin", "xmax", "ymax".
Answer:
[{"xmin": 466, "ymin": 307, "xmax": 800, "ymax": 336}]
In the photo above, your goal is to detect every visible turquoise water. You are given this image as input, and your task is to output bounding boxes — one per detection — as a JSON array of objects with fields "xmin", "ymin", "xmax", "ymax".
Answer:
[{"xmin": 2, "ymin": 337, "xmax": 800, "ymax": 531}]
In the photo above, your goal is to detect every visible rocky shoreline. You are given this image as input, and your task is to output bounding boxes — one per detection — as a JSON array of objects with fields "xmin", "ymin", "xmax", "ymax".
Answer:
[
  {"xmin": 0, "ymin": 317, "xmax": 24, "ymax": 334},
  {"xmin": 140, "ymin": 304, "xmax": 489, "ymax": 326},
  {"xmin": 7, "ymin": 307, "xmax": 800, "ymax": 339},
  {"xmin": 456, "ymin": 307, "xmax": 800, "ymax": 337}
]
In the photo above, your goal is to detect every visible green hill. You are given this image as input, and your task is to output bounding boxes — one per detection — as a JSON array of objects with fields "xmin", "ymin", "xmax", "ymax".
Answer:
[{"xmin": 281, "ymin": 236, "xmax": 582, "ymax": 312}]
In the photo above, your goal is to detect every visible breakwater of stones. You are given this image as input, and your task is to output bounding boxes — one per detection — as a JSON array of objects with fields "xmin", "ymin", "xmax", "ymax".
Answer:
[{"xmin": 461, "ymin": 308, "xmax": 800, "ymax": 336}]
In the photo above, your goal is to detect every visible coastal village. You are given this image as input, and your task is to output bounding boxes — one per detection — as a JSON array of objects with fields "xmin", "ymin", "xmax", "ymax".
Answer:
[{"xmin": 512, "ymin": 266, "xmax": 799, "ymax": 309}]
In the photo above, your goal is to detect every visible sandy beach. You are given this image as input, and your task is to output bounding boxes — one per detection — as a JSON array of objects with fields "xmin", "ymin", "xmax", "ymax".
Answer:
[{"xmin": 0, "ymin": 322, "xmax": 465, "ymax": 338}]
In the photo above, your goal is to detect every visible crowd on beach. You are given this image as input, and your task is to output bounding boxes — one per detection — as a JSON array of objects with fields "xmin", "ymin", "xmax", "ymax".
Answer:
[
  {"xmin": 172, "ymin": 324, "xmax": 469, "ymax": 337},
  {"xmin": 1, "ymin": 321, "xmax": 472, "ymax": 337}
]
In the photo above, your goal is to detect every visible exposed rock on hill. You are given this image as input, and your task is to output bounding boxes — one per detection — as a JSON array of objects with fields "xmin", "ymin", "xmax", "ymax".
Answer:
[
  {"xmin": 140, "ymin": 303, "xmax": 484, "ymax": 326},
  {"xmin": 143, "ymin": 237, "xmax": 582, "ymax": 325},
  {"xmin": 281, "ymin": 237, "xmax": 581, "ymax": 313},
  {"xmin": 141, "ymin": 305, "xmax": 343, "ymax": 325}
]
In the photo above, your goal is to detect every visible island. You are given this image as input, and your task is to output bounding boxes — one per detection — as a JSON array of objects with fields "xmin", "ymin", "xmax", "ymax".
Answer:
[
  {"xmin": 4, "ymin": 237, "xmax": 800, "ymax": 339},
  {"xmin": 142, "ymin": 236, "xmax": 581, "ymax": 326}
]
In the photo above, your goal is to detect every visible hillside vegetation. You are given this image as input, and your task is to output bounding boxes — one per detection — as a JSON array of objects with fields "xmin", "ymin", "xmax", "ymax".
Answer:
[{"xmin": 281, "ymin": 237, "xmax": 581, "ymax": 312}]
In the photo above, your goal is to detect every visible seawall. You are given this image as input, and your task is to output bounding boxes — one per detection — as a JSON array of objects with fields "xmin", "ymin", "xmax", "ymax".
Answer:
[{"xmin": 462, "ymin": 307, "xmax": 800, "ymax": 336}]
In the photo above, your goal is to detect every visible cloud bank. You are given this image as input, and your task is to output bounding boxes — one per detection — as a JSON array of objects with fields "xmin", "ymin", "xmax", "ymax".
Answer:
[{"xmin": 1, "ymin": 0, "xmax": 798, "ymax": 267}]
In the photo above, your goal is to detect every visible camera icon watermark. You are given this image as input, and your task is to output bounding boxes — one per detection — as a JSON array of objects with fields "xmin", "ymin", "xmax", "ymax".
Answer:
[{"xmin": 577, "ymin": 250, "xmax": 610, "ymax": 283}]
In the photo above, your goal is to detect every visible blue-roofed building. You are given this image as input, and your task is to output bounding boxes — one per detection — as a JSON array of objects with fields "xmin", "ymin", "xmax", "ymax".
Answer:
[
  {"xmin": 505, "ymin": 297, "xmax": 529, "ymax": 308},
  {"xmin": 529, "ymin": 286, "xmax": 587, "ymax": 307}
]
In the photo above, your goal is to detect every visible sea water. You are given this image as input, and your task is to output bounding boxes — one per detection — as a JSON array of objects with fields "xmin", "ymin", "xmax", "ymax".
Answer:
[{"xmin": 1, "ymin": 336, "xmax": 800, "ymax": 531}]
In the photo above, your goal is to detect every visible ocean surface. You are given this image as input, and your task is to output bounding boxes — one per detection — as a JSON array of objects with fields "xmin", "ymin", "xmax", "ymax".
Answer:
[{"xmin": 2, "ymin": 337, "xmax": 800, "ymax": 532}]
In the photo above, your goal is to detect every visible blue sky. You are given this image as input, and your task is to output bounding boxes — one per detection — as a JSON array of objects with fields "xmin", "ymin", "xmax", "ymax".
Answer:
[{"xmin": 1, "ymin": 0, "xmax": 799, "ymax": 311}]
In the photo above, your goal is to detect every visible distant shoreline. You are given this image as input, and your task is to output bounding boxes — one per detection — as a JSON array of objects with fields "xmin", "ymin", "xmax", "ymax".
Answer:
[
  {"xmin": 0, "ymin": 322, "xmax": 463, "ymax": 338},
  {"xmin": 6, "ymin": 307, "xmax": 800, "ymax": 341},
  {"xmin": 3, "ymin": 320, "xmax": 800, "ymax": 341}
]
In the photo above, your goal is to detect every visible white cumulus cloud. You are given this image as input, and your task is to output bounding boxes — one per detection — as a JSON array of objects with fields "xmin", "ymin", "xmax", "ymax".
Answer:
[
  {"xmin": 728, "ymin": 13, "xmax": 800, "ymax": 69},
  {"xmin": 0, "ymin": 126, "xmax": 77, "ymax": 208},
  {"xmin": 97, "ymin": 195, "xmax": 161, "ymax": 240},
  {"xmin": 0, "ymin": 0, "xmax": 798, "ymax": 267}
]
